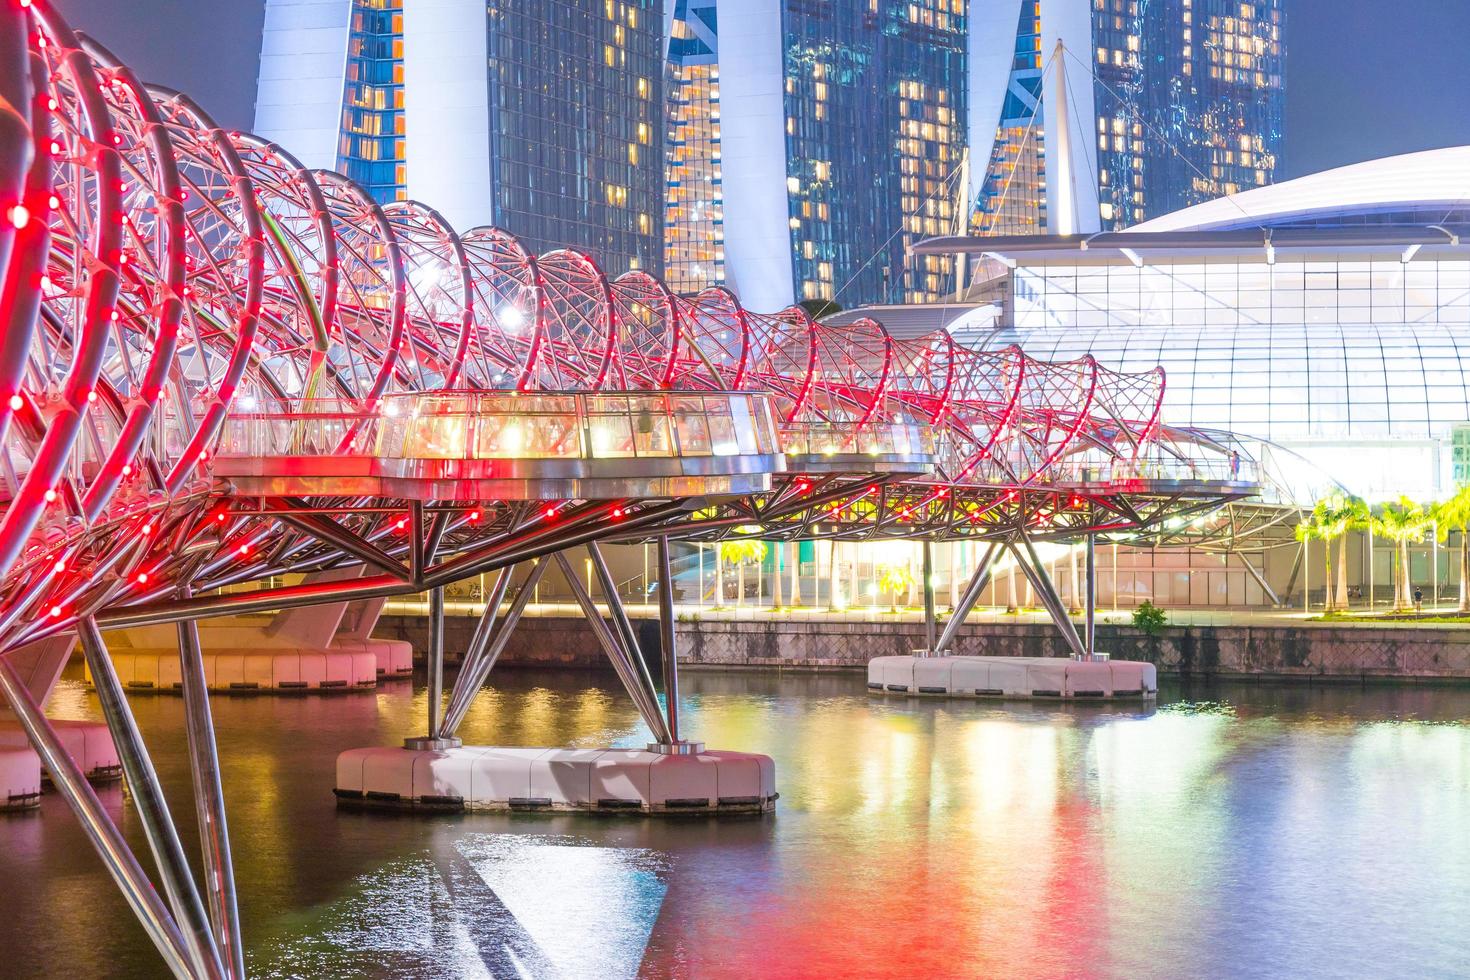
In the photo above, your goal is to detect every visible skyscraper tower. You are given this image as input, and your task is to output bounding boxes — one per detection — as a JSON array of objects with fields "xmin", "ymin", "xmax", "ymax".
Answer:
[
  {"xmin": 664, "ymin": 0, "xmax": 724, "ymax": 296},
  {"xmin": 255, "ymin": 0, "xmax": 664, "ymax": 274},
  {"xmin": 664, "ymin": 0, "xmax": 968, "ymax": 310}
]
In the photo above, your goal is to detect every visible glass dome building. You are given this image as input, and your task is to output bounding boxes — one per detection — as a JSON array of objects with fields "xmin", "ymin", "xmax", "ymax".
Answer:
[{"xmin": 907, "ymin": 146, "xmax": 1470, "ymax": 503}]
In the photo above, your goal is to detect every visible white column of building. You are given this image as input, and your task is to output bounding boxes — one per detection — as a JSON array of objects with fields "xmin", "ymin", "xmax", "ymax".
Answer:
[
  {"xmin": 402, "ymin": 0, "xmax": 495, "ymax": 230},
  {"xmin": 1040, "ymin": 0, "xmax": 1101, "ymax": 235},
  {"xmin": 714, "ymin": 0, "xmax": 795, "ymax": 311},
  {"xmin": 966, "ymin": 0, "xmax": 1025, "ymax": 211},
  {"xmin": 254, "ymin": 0, "xmax": 353, "ymax": 170}
]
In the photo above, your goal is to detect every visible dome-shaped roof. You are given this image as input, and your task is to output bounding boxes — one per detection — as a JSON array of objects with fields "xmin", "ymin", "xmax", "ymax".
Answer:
[{"xmin": 1132, "ymin": 146, "xmax": 1470, "ymax": 233}]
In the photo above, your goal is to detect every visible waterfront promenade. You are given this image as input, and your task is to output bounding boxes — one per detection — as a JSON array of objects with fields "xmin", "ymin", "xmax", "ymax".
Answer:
[{"xmin": 377, "ymin": 599, "xmax": 1470, "ymax": 682}]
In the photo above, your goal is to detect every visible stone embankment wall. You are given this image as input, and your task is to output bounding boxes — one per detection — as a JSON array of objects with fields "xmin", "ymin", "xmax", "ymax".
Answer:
[
  {"xmin": 377, "ymin": 614, "xmax": 633, "ymax": 669},
  {"xmin": 377, "ymin": 615, "xmax": 1470, "ymax": 681}
]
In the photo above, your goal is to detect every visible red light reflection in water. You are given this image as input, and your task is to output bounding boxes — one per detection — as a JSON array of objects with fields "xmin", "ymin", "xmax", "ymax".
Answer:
[{"xmin": 637, "ymin": 707, "xmax": 1123, "ymax": 977}]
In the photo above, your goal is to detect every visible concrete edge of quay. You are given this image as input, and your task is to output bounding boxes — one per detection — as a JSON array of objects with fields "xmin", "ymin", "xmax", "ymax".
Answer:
[{"xmin": 376, "ymin": 612, "xmax": 1470, "ymax": 684}]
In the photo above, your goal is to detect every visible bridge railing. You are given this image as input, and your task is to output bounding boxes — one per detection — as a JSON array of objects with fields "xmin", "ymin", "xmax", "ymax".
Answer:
[
  {"xmin": 216, "ymin": 391, "xmax": 781, "ymax": 463},
  {"xmin": 1051, "ymin": 454, "xmax": 1260, "ymax": 488},
  {"xmin": 777, "ymin": 420, "xmax": 937, "ymax": 459}
]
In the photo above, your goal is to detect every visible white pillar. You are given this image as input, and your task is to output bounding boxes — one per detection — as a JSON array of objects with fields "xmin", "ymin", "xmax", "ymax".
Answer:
[
  {"xmin": 403, "ymin": 0, "xmax": 495, "ymax": 229},
  {"xmin": 254, "ymin": 0, "xmax": 353, "ymax": 169}
]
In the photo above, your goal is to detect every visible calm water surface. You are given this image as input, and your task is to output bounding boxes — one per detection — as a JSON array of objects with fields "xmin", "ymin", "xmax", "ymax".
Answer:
[{"xmin": 2, "ymin": 667, "xmax": 1468, "ymax": 978}]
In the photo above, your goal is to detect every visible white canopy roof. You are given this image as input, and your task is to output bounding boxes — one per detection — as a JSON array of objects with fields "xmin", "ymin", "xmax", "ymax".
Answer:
[{"xmin": 1133, "ymin": 146, "xmax": 1470, "ymax": 232}]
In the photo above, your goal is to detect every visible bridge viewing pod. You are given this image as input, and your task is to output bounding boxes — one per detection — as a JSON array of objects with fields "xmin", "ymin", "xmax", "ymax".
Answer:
[
  {"xmin": 0, "ymin": 6, "xmax": 1268, "ymax": 976},
  {"xmin": 216, "ymin": 390, "xmax": 784, "ymax": 501}
]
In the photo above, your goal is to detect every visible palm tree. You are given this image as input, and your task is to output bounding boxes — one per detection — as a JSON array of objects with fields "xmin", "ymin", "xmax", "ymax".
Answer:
[
  {"xmin": 877, "ymin": 562, "xmax": 914, "ymax": 612},
  {"xmin": 1431, "ymin": 485, "xmax": 1470, "ymax": 612},
  {"xmin": 1294, "ymin": 513, "xmax": 1328, "ymax": 611},
  {"xmin": 1316, "ymin": 493, "xmax": 1369, "ymax": 610},
  {"xmin": 1371, "ymin": 497, "xmax": 1432, "ymax": 611},
  {"xmin": 717, "ymin": 539, "xmax": 767, "ymax": 607}
]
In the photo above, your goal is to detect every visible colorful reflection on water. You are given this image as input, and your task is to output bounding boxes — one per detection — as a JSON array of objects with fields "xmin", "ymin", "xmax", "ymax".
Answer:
[{"xmin": 2, "ymin": 668, "xmax": 1469, "ymax": 978}]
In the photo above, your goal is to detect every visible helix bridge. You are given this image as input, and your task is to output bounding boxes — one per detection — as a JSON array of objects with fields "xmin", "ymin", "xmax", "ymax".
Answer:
[{"xmin": 0, "ymin": 4, "xmax": 1263, "ymax": 976}]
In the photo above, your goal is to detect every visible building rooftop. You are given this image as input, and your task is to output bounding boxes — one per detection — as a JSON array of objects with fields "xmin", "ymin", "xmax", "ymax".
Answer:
[
  {"xmin": 816, "ymin": 303, "xmax": 996, "ymax": 339},
  {"xmin": 1131, "ymin": 145, "xmax": 1470, "ymax": 233},
  {"xmin": 913, "ymin": 146, "xmax": 1470, "ymax": 265}
]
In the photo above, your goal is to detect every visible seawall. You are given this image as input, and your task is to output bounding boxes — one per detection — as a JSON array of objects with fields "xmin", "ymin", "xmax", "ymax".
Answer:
[{"xmin": 377, "ymin": 613, "xmax": 1470, "ymax": 682}]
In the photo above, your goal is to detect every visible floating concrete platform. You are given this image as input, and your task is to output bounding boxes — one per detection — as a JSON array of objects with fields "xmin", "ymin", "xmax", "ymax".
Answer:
[
  {"xmin": 95, "ymin": 577, "xmax": 413, "ymax": 691},
  {"xmin": 95, "ymin": 648, "xmax": 379, "ymax": 693},
  {"xmin": 868, "ymin": 655, "xmax": 1157, "ymax": 700},
  {"xmin": 334, "ymin": 745, "xmax": 777, "ymax": 815},
  {"xmin": 0, "ymin": 720, "xmax": 120, "ymax": 782},
  {"xmin": 0, "ymin": 746, "xmax": 42, "ymax": 811},
  {"xmin": 354, "ymin": 638, "xmax": 415, "ymax": 677}
]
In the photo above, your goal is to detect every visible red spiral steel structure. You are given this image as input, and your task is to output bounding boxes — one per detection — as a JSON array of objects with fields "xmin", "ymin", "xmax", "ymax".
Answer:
[
  {"xmin": 0, "ymin": 3, "xmax": 1247, "ymax": 654},
  {"xmin": 0, "ymin": 11, "xmax": 1263, "ymax": 974}
]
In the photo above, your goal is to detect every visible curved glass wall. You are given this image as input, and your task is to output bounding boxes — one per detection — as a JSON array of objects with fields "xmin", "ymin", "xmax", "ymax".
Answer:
[{"xmin": 971, "ymin": 254, "xmax": 1470, "ymax": 500}]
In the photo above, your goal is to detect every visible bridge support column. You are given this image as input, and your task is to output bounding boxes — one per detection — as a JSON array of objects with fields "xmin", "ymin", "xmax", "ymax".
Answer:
[
  {"xmin": 1234, "ymin": 551, "xmax": 1281, "ymax": 606},
  {"xmin": 440, "ymin": 567, "xmax": 516, "ymax": 723},
  {"xmin": 934, "ymin": 542, "xmax": 999, "ymax": 656},
  {"xmin": 337, "ymin": 547, "xmax": 772, "ymax": 814},
  {"xmin": 0, "ymin": 654, "xmax": 197, "ymax": 978},
  {"xmin": 1085, "ymin": 533, "xmax": 1097, "ymax": 658},
  {"xmin": 557, "ymin": 551, "xmax": 672, "ymax": 745},
  {"xmin": 921, "ymin": 541, "xmax": 937, "ymax": 656},
  {"xmin": 587, "ymin": 542, "xmax": 677, "ymax": 744},
  {"xmin": 656, "ymin": 536, "xmax": 682, "ymax": 745},
  {"xmin": 405, "ymin": 587, "xmax": 458, "ymax": 750}
]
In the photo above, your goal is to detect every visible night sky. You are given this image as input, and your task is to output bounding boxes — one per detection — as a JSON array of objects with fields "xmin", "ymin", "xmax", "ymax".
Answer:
[{"xmin": 51, "ymin": 0, "xmax": 1470, "ymax": 181}]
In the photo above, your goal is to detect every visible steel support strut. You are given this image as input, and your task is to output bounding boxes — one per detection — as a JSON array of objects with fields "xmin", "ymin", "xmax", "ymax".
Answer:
[
  {"xmin": 442, "ymin": 561, "xmax": 548, "ymax": 739},
  {"xmin": 934, "ymin": 541, "xmax": 999, "ymax": 656},
  {"xmin": 406, "ymin": 585, "xmax": 455, "ymax": 749},
  {"xmin": 555, "ymin": 552, "xmax": 672, "ymax": 744},
  {"xmin": 92, "ymin": 500, "xmax": 698, "ymax": 632},
  {"xmin": 655, "ymin": 536, "xmax": 680, "ymax": 743},
  {"xmin": 440, "ymin": 565, "xmax": 515, "ymax": 734},
  {"xmin": 1085, "ymin": 533, "xmax": 1097, "ymax": 657},
  {"xmin": 921, "ymin": 541, "xmax": 937, "ymax": 656},
  {"xmin": 0, "ymin": 656, "xmax": 196, "ymax": 979},
  {"xmin": 78, "ymin": 617, "xmax": 227, "ymax": 980},
  {"xmin": 177, "ymin": 610, "xmax": 245, "ymax": 980},
  {"xmin": 428, "ymin": 585, "xmax": 445, "ymax": 738},
  {"xmin": 1009, "ymin": 539, "xmax": 1088, "ymax": 660},
  {"xmin": 1235, "ymin": 551, "xmax": 1281, "ymax": 606},
  {"xmin": 586, "ymin": 542, "xmax": 669, "ymax": 740}
]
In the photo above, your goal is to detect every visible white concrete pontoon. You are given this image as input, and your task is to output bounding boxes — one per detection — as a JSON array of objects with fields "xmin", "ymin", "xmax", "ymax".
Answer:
[
  {"xmin": 336, "ymin": 744, "xmax": 777, "ymax": 815},
  {"xmin": 868, "ymin": 654, "xmax": 1157, "ymax": 700}
]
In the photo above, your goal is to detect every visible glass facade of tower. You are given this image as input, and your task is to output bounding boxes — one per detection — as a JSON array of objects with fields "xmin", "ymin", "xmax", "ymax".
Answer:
[
  {"xmin": 338, "ymin": 0, "xmax": 405, "ymax": 203},
  {"xmin": 1092, "ymin": 0, "xmax": 1285, "ymax": 228},
  {"xmin": 973, "ymin": 2, "xmax": 1046, "ymax": 234},
  {"xmin": 486, "ymin": 0, "xmax": 663, "ymax": 274},
  {"xmin": 665, "ymin": 0, "xmax": 966, "ymax": 306},
  {"xmin": 333, "ymin": 1, "xmax": 662, "ymax": 272},
  {"xmin": 783, "ymin": 1, "xmax": 967, "ymax": 305},
  {"xmin": 665, "ymin": 0, "xmax": 724, "ymax": 294}
]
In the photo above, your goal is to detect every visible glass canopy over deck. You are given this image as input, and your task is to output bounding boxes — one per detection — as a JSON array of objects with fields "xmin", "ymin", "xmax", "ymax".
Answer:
[{"xmin": 216, "ymin": 391, "xmax": 789, "ymax": 500}]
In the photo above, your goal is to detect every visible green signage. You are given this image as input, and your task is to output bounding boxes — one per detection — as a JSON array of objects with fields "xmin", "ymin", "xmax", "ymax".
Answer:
[{"xmin": 1453, "ymin": 425, "xmax": 1470, "ymax": 487}]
